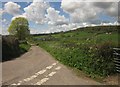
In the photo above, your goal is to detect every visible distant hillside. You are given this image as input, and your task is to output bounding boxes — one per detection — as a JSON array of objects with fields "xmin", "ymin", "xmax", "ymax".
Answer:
[{"xmin": 32, "ymin": 25, "xmax": 119, "ymax": 36}]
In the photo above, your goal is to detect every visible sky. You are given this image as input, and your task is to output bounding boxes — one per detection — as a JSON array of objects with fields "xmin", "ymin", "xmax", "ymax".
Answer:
[{"xmin": 0, "ymin": 0, "xmax": 119, "ymax": 35}]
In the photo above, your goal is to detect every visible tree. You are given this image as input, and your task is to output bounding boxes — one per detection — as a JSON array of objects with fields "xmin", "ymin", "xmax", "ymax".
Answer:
[{"xmin": 8, "ymin": 17, "xmax": 30, "ymax": 40}]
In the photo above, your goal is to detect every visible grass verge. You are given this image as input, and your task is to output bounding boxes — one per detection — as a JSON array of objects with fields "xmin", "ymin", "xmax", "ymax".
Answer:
[{"xmin": 19, "ymin": 42, "xmax": 31, "ymax": 53}]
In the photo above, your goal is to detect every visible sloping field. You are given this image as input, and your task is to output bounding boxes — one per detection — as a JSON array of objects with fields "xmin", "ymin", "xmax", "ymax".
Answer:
[{"xmin": 32, "ymin": 25, "xmax": 119, "ymax": 78}]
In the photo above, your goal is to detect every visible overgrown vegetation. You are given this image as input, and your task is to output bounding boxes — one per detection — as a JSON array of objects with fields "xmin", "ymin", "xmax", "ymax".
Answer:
[
  {"xmin": 2, "ymin": 17, "xmax": 31, "ymax": 62},
  {"xmin": 2, "ymin": 36, "xmax": 31, "ymax": 62},
  {"xmin": 19, "ymin": 41, "xmax": 31, "ymax": 53},
  {"xmin": 32, "ymin": 25, "xmax": 119, "ymax": 78}
]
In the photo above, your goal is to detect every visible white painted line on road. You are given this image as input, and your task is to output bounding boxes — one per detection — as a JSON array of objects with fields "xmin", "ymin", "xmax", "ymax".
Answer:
[
  {"xmin": 48, "ymin": 72, "xmax": 56, "ymax": 77},
  {"xmin": 46, "ymin": 65, "xmax": 53, "ymax": 69},
  {"xmin": 35, "ymin": 78, "xmax": 49, "ymax": 85},
  {"xmin": 55, "ymin": 66, "xmax": 61, "ymax": 70},
  {"xmin": 23, "ymin": 74, "xmax": 38, "ymax": 82},
  {"xmin": 18, "ymin": 81, "xmax": 22, "ymax": 83},
  {"xmin": 11, "ymin": 83, "xmax": 17, "ymax": 85},
  {"xmin": 10, "ymin": 62, "xmax": 58, "ymax": 85},
  {"xmin": 34, "ymin": 66, "xmax": 62, "ymax": 85},
  {"xmin": 52, "ymin": 62, "xmax": 57, "ymax": 66},
  {"xmin": 35, "ymin": 69, "xmax": 46, "ymax": 75},
  {"xmin": 31, "ymin": 75, "xmax": 38, "ymax": 78},
  {"xmin": 17, "ymin": 83, "xmax": 21, "ymax": 85}
]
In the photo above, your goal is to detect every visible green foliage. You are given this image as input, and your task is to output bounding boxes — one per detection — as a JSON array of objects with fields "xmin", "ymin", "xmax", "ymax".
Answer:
[
  {"xmin": 32, "ymin": 25, "xmax": 118, "ymax": 78},
  {"xmin": 8, "ymin": 17, "xmax": 30, "ymax": 40},
  {"xmin": 84, "ymin": 42, "xmax": 115, "ymax": 76},
  {"xmin": 19, "ymin": 42, "xmax": 31, "ymax": 53},
  {"xmin": 2, "ymin": 35, "xmax": 31, "ymax": 62},
  {"xmin": 2, "ymin": 36, "xmax": 20, "ymax": 61}
]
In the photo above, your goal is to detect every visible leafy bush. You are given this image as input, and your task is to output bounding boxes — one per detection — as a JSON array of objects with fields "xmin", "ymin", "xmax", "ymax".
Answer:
[
  {"xmin": 2, "ymin": 36, "xmax": 20, "ymax": 61},
  {"xmin": 85, "ymin": 42, "xmax": 115, "ymax": 76},
  {"xmin": 2, "ymin": 35, "xmax": 31, "ymax": 62},
  {"xmin": 19, "ymin": 43, "xmax": 31, "ymax": 53}
]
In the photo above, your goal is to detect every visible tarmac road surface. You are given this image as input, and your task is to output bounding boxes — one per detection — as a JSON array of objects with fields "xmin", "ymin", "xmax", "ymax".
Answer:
[{"xmin": 2, "ymin": 46, "xmax": 101, "ymax": 85}]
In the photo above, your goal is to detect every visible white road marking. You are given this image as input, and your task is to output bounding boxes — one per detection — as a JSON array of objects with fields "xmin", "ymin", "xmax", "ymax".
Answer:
[
  {"xmin": 23, "ymin": 69, "xmax": 47, "ymax": 82},
  {"xmin": 17, "ymin": 83, "xmax": 21, "ymax": 85},
  {"xmin": 18, "ymin": 81, "xmax": 22, "ymax": 83},
  {"xmin": 24, "ymin": 75, "xmax": 38, "ymax": 82},
  {"xmin": 35, "ymin": 69, "xmax": 46, "ymax": 75},
  {"xmin": 48, "ymin": 72, "xmax": 56, "ymax": 77},
  {"xmin": 35, "ymin": 78, "xmax": 49, "ymax": 85},
  {"xmin": 31, "ymin": 75, "xmax": 37, "ymax": 78},
  {"xmin": 10, "ymin": 62, "xmax": 58, "ymax": 85},
  {"xmin": 55, "ymin": 66, "xmax": 61, "ymax": 70},
  {"xmin": 23, "ymin": 78, "xmax": 31, "ymax": 82},
  {"xmin": 34, "ymin": 66, "xmax": 62, "ymax": 85},
  {"xmin": 11, "ymin": 83, "xmax": 17, "ymax": 85},
  {"xmin": 46, "ymin": 65, "xmax": 53, "ymax": 69},
  {"xmin": 52, "ymin": 63, "xmax": 56, "ymax": 66}
]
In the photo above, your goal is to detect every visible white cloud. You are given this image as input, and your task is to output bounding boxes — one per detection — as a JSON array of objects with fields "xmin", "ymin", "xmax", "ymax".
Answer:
[
  {"xmin": 0, "ymin": 8, "xmax": 4, "ymax": 16},
  {"xmin": 30, "ymin": 28, "xmax": 42, "ymax": 34},
  {"xmin": 100, "ymin": 21, "xmax": 119, "ymax": 26},
  {"xmin": 2, "ymin": 19, "xmax": 10, "ymax": 35},
  {"xmin": 113, "ymin": 21, "xmax": 120, "ymax": 25},
  {"xmin": 105, "ymin": 2, "xmax": 118, "ymax": 17},
  {"xmin": 2, "ymin": 28, "xmax": 9, "ymax": 35},
  {"xmin": 45, "ymin": 23, "xmax": 78, "ymax": 33},
  {"xmin": 93, "ymin": 2, "xmax": 118, "ymax": 17},
  {"xmin": 2, "ymin": 19, "xmax": 7, "ymax": 23},
  {"xmin": 61, "ymin": 1, "xmax": 99, "ymax": 23},
  {"xmin": 4, "ymin": 1, "xmax": 119, "ymax": 35},
  {"xmin": 4, "ymin": 2, "xmax": 21, "ymax": 16},
  {"xmin": 62, "ymin": 0, "xmax": 119, "ymax": 2},
  {"xmin": 46, "ymin": 7, "xmax": 69, "ymax": 25},
  {"xmin": 23, "ymin": 1, "xmax": 49, "ymax": 24},
  {"xmin": 61, "ymin": 0, "xmax": 118, "ymax": 23}
]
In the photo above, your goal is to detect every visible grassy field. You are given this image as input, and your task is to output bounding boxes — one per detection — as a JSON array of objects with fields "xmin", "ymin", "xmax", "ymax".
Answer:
[{"xmin": 32, "ymin": 25, "xmax": 119, "ymax": 78}]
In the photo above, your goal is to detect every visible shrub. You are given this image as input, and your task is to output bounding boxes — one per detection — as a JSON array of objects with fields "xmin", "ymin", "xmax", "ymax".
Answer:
[
  {"xmin": 87, "ymin": 42, "xmax": 116, "ymax": 76},
  {"xmin": 2, "ymin": 35, "xmax": 31, "ymax": 62},
  {"xmin": 2, "ymin": 36, "xmax": 20, "ymax": 61},
  {"xmin": 19, "ymin": 43, "xmax": 31, "ymax": 53}
]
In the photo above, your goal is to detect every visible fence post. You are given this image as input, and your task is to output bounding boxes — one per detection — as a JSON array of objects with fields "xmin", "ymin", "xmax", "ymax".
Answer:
[
  {"xmin": 113, "ymin": 48, "xmax": 120, "ymax": 86},
  {"xmin": 113, "ymin": 48, "xmax": 120, "ymax": 73}
]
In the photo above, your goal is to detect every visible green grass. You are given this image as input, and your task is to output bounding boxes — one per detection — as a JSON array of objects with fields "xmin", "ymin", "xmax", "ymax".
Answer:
[
  {"xmin": 19, "ymin": 42, "xmax": 31, "ymax": 53},
  {"xmin": 32, "ymin": 25, "xmax": 119, "ymax": 78}
]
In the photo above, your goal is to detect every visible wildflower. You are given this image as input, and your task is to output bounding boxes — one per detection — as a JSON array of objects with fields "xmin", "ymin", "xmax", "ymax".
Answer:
[{"xmin": 90, "ymin": 47, "xmax": 92, "ymax": 49}]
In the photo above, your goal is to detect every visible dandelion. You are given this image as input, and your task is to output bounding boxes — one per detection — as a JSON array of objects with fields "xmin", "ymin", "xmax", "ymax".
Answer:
[
  {"xmin": 86, "ymin": 38, "xmax": 89, "ymax": 41},
  {"xmin": 90, "ymin": 47, "xmax": 92, "ymax": 49},
  {"xmin": 106, "ymin": 32, "xmax": 108, "ymax": 34}
]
